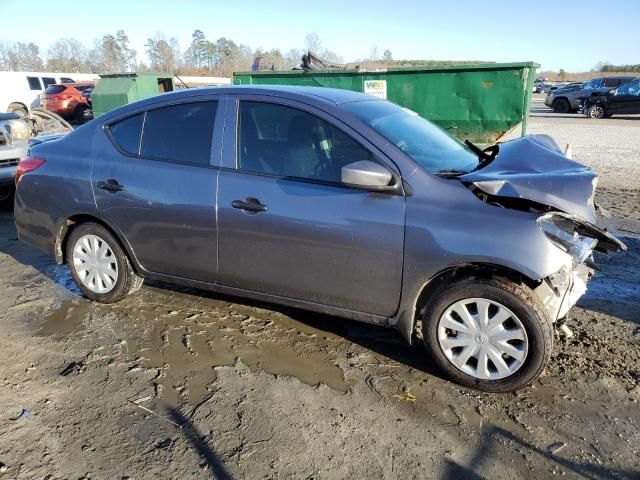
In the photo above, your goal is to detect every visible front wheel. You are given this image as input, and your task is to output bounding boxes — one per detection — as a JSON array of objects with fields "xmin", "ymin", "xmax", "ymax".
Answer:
[
  {"xmin": 421, "ymin": 277, "xmax": 553, "ymax": 392},
  {"xmin": 66, "ymin": 222, "xmax": 143, "ymax": 303}
]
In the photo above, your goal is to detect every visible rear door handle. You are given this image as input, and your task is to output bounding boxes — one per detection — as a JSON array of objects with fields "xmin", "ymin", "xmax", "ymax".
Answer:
[
  {"xmin": 97, "ymin": 179, "xmax": 124, "ymax": 192},
  {"xmin": 231, "ymin": 197, "xmax": 267, "ymax": 213}
]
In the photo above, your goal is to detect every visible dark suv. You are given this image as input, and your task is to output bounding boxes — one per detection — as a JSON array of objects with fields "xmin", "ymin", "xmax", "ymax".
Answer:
[{"xmin": 545, "ymin": 76, "xmax": 637, "ymax": 113}]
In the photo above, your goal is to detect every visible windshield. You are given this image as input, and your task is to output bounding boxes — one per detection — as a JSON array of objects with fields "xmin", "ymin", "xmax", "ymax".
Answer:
[{"xmin": 342, "ymin": 101, "xmax": 478, "ymax": 174}]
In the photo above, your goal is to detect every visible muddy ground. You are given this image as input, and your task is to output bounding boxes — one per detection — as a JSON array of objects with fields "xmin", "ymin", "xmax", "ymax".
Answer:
[{"xmin": 0, "ymin": 104, "xmax": 639, "ymax": 479}]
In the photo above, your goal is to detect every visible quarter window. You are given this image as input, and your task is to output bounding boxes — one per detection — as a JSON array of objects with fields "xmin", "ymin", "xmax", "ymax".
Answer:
[
  {"xmin": 141, "ymin": 102, "xmax": 217, "ymax": 166},
  {"xmin": 27, "ymin": 76, "xmax": 41, "ymax": 90},
  {"xmin": 109, "ymin": 113, "xmax": 144, "ymax": 155},
  {"xmin": 238, "ymin": 101, "xmax": 374, "ymax": 183}
]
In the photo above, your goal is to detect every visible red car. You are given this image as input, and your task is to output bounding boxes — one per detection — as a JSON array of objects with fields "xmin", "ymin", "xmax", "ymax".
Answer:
[{"xmin": 41, "ymin": 82, "xmax": 93, "ymax": 122}]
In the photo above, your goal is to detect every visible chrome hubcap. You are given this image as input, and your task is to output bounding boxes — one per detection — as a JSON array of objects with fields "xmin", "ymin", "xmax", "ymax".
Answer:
[
  {"xmin": 72, "ymin": 234, "xmax": 118, "ymax": 294},
  {"xmin": 437, "ymin": 298, "xmax": 528, "ymax": 380}
]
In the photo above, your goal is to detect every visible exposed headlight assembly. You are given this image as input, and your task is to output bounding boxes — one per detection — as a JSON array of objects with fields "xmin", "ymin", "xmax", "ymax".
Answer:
[{"xmin": 537, "ymin": 213, "xmax": 597, "ymax": 266}]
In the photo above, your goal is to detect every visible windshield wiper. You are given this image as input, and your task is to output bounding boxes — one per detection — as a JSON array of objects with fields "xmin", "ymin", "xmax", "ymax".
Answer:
[
  {"xmin": 432, "ymin": 169, "xmax": 469, "ymax": 178},
  {"xmin": 465, "ymin": 139, "xmax": 499, "ymax": 172}
]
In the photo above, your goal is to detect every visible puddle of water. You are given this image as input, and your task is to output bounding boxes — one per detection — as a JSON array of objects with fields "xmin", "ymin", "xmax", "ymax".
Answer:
[
  {"xmin": 41, "ymin": 298, "xmax": 94, "ymax": 335},
  {"xmin": 43, "ymin": 289, "xmax": 349, "ymax": 408}
]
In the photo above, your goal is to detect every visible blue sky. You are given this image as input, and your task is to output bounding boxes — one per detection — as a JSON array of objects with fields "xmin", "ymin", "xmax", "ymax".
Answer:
[{"xmin": 1, "ymin": 0, "xmax": 638, "ymax": 71}]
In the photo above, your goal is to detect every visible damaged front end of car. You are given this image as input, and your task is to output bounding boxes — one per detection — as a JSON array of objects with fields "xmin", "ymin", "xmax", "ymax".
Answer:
[
  {"xmin": 533, "ymin": 211, "xmax": 625, "ymax": 328},
  {"xmin": 460, "ymin": 134, "xmax": 627, "ymax": 328}
]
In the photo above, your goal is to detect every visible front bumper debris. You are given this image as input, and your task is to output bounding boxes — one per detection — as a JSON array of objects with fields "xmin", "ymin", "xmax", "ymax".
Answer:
[{"xmin": 534, "ymin": 263, "xmax": 593, "ymax": 322}]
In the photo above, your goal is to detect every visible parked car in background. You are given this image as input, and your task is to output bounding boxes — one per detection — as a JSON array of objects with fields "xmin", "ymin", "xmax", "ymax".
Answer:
[
  {"xmin": 14, "ymin": 86, "xmax": 625, "ymax": 392},
  {"xmin": 0, "ymin": 113, "xmax": 29, "ymax": 208},
  {"xmin": 41, "ymin": 82, "xmax": 94, "ymax": 123},
  {"xmin": 0, "ymin": 72, "xmax": 86, "ymax": 117},
  {"xmin": 583, "ymin": 78, "xmax": 640, "ymax": 118},
  {"xmin": 0, "ymin": 109, "xmax": 72, "ymax": 208},
  {"xmin": 545, "ymin": 76, "xmax": 637, "ymax": 113}
]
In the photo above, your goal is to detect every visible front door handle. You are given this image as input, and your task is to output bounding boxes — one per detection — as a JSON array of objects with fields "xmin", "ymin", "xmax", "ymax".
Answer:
[
  {"xmin": 97, "ymin": 179, "xmax": 124, "ymax": 192},
  {"xmin": 232, "ymin": 197, "xmax": 267, "ymax": 213}
]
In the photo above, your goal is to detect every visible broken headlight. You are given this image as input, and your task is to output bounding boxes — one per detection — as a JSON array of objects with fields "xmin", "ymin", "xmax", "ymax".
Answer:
[{"xmin": 537, "ymin": 213, "xmax": 597, "ymax": 266}]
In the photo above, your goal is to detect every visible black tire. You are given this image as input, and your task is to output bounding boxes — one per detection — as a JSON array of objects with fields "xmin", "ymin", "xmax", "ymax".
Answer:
[
  {"xmin": 421, "ymin": 277, "xmax": 553, "ymax": 393},
  {"xmin": 74, "ymin": 104, "xmax": 89, "ymax": 124},
  {"xmin": 552, "ymin": 98, "xmax": 571, "ymax": 113},
  {"xmin": 66, "ymin": 222, "xmax": 143, "ymax": 303}
]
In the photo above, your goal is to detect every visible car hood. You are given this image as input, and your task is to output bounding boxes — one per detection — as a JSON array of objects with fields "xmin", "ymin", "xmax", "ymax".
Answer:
[{"xmin": 460, "ymin": 134, "xmax": 598, "ymax": 224}]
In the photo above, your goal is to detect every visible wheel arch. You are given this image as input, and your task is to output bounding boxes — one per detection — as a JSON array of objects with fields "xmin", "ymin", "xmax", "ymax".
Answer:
[
  {"xmin": 55, "ymin": 213, "xmax": 143, "ymax": 275},
  {"xmin": 396, "ymin": 262, "xmax": 539, "ymax": 345}
]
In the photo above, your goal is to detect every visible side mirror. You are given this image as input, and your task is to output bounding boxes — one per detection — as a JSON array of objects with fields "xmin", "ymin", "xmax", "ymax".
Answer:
[{"xmin": 342, "ymin": 160, "xmax": 394, "ymax": 191}]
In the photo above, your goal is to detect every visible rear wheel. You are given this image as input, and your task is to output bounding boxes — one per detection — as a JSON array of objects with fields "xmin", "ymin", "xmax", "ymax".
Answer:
[
  {"xmin": 552, "ymin": 98, "xmax": 571, "ymax": 113},
  {"xmin": 587, "ymin": 104, "xmax": 606, "ymax": 119},
  {"xmin": 66, "ymin": 222, "xmax": 143, "ymax": 303},
  {"xmin": 421, "ymin": 277, "xmax": 553, "ymax": 392},
  {"xmin": 74, "ymin": 104, "xmax": 89, "ymax": 124}
]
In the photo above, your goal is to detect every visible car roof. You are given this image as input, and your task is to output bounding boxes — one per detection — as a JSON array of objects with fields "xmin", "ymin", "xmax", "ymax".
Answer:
[
  {"xmin": 47, "ymin": 82, "xmax": 94, "ymax": 88},
  {"xmin": 97, "ymin": 85, "xmax": 382, "ymax": 123},
  {"xmin": 170, "ymin": 85, "xmax": 379, "ymax": 105}
]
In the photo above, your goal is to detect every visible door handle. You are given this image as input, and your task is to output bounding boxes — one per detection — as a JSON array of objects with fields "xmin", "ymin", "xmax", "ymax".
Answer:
[
  {"xmin": 97, "ymin": 179, "xmax": 124, "ymax": 192},
  {"xmin": 232, "ymin": 197, "xmax": 267, "ymax": 213}
]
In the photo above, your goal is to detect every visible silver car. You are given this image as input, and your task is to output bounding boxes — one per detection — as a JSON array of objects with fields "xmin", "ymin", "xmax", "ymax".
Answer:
[{"xmin": 14, "ymin": 86, "xmax": 625, "ymax": 392}]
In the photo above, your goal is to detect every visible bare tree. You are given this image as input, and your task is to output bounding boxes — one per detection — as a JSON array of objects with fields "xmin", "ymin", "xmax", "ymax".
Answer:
[
  {"xmin": 303, "ymin": 32, "xmax": 343, "ymax": 64},
  {"xmin": 6, "ymin": 42, "xmax": 45, "ymax": 71},
  {"xmin": 304, "ymin": 32, "xmax": 324, "ymax": 54},
  {"xmin": 146, "ymin": 34, "xmax": 181, "ymax": 72},
  {"xmin": 0, "ymin": 41, "xmax": 18, "ymax": 70},
  {"xmin": 284, "ymin": 48, "xmax": 304, "ymax": 69},
  {"xmin": 47, "ymin": 38, "xmax": 90, "ymax": 72}
]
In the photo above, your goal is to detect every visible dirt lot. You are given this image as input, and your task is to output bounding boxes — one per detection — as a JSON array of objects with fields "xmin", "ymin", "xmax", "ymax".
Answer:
[{"xmin": 0, "ymin": 98, "xmax": 639, "ymax": 479}]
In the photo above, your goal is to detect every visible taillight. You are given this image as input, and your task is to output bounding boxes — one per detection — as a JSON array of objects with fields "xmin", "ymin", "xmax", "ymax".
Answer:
[
  {"xmin": 15, "ymin": 157, "xmax": 46, "ymax": 186},
  {"xmin": 54, "ymin": 94, "xmax": 70, "ymax": 100}
]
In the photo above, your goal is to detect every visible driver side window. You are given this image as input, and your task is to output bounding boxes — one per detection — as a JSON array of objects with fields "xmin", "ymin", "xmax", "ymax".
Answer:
[{"xmin": 237, "ymin": 101, "xmax": 374, "ymax": 183}]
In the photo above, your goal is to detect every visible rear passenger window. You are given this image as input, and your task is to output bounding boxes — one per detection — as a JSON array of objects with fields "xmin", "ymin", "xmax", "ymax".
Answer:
[
  {"xmin": 141, "ymin": 102, "xmax": 217, "ymax": 166},
  {"xmin": 602, "ymin": 78, "xmax": 619, "ymax": 88},
  {"xmin": 44, "ymin": 85, "xmax": 67, "ymax": 95},
  {"xmin": 27, "ymin": 77, "xmax": 41, "ymax": 90},
  {"xmin": 42, "ymin": 77, "xmax": 56, "ymax": 88},
  {"xmin": 109, "ymin": 114, "xmax": 143, "ymax": 155}
]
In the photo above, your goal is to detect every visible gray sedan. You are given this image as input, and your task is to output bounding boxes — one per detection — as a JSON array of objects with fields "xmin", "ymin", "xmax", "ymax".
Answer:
[{"xmin": 14, "ymin": 86, "xmax": 625, "ymax": 392}]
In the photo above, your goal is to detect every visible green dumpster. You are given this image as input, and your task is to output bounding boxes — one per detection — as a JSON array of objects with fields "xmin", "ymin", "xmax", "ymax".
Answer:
[
  {"xmin": 92, "ymin": 73, "xmax": 174, "ymax": 117},
  {"xmin": 233, "ymin": 62, "xmax": 538, "ymax": 144}
]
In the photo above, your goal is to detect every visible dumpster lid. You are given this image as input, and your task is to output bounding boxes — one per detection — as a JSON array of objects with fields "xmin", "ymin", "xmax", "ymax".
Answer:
[{"xmin": 233, "ymin": 61, "xmax": 540, "ymax": 77}]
